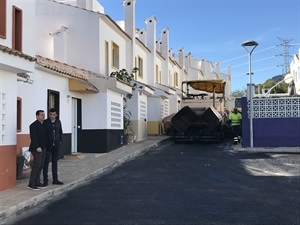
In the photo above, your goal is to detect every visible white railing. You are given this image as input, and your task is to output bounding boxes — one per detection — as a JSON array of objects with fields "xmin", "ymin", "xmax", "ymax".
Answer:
[{"xmin": 247, "ymin": 97, "xmax": 300, "ymax": 118}]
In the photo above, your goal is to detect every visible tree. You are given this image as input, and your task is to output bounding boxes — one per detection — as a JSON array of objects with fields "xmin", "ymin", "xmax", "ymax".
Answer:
[
  {"xmin": 260, "ymin": 79, "xmax": 288, "ymax": 94},
  {"xmin": 231, "ymin": 88, "xmax": 246, "ymax": 97}
]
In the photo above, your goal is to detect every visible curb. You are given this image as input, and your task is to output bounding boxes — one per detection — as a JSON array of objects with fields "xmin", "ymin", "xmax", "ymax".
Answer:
[
  {"xmin": 231, "ymin": 143, "xmax": 300, "ymax": 153},
  {"xmin": 0, "ymin": 137, "xmax": 172, "ymax": 223}
]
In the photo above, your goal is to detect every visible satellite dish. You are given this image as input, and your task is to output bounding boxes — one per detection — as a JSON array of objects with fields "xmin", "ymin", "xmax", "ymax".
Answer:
[{"xmin": 284, "ymin": 74, "xmax": 293, "ymax": 84}]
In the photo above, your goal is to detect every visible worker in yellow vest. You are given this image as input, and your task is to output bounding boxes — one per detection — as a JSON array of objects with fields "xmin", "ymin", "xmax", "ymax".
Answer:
[{"xmin": 229, "ymin": 108, "xmax": 242, "ymax": 144}]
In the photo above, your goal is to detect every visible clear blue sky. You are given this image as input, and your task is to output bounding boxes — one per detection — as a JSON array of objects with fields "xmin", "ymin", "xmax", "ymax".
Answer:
[{"xmin": 99, "ymin": 0, "xmax": 300, "ymax": 91}]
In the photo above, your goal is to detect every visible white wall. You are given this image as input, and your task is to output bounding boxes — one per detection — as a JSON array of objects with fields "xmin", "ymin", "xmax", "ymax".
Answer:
[
  {"xmin": 17, "ymin": 67, "xmax": 122, "ymax": 133},
  {"xmin": 54, "ymin": 0, "xmax": 104, "ymax": 13},
  {"xmin": 79, "ymin": 89, "xmax": 123, "ymax": 130},
  {"xmin": 17, "ymin": 69, "xmax": 72, "ymax": 134},
  {"xmin": 0, "ymin": 71, "xmax": 17, "ymax": 145},
  {"xmin": 0, "ymin": 0, "xmax": 35, "ymax": 57},
  {"xmin": 290, "ymin": 49, "xmax": 300, "ymax": 95},
  {"xmin": 68, "ymin": 85, "xmax": 122, "ymax": 130},
  {"xmin": 34, "ymin": 0, "xmax": 130, "ymax": 132},
  {"xmin": 35, "ymin": 1, "xmax": 100, "ymax": 72},
  {"xmin": 81, "ymin": 93, "xmax": 104, "ymax": 129},
  {"xmin": 126, "ymin": 90, "xmax": 148, "ymax": 121},
  {"xmin": 134, "ymin": 43, "xmax": 148, "ymax": 83},
  {"xmin": 168, "ymin": 60, "xmax": 181, "ymax": 89},
  {"xmin": 147, "ymin": 96, "xmax": 161, "ymax": 121},
  {"xmin": 169, "ymin": 94, "xmax": 180, "ymax": 114},
  {"xmin": 99, "ymin": 18, "xmax": 130, "ymax": 75},
  {"xmin": 127, "ymin": 90, "xmax": 138, "ymax": 120},
  {"xmin": 155, "ymin": 54, "xmax": 165, "ymax": 85},
  {"xmin": 0, "ymin": 0, "xmax": 36, "ymax": 146}
]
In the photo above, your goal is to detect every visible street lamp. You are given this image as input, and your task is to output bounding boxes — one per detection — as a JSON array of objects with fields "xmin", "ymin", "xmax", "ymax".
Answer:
[{"xmin": 242, "ymin": 40, "xmax": 258, "ymax": 148}]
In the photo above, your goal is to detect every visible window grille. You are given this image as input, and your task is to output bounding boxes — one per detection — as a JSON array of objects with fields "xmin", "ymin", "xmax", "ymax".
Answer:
[
  {"xmin": 140, "ymin": 101, "xmax": 147, "ymax": 119},
  {"xmin": 248, "ymin": 97, "xmax": 300, "ymax": 118},
  {"xmin": 110, "ymin": 101, "xmax": 122, "ymax": 128}
]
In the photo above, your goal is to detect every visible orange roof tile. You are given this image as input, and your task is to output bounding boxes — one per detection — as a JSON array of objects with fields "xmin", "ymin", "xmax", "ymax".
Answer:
[
  {"xmin": 0, "ymin": 44, "xmax": 36, "ymax": 62},
  {"xmin": 35, "ymin": 55, "xmax": 99, "ymax": 93},
  {"xmin": 36, "ymin": 55, "xmax": 88, "ymax": 81}
]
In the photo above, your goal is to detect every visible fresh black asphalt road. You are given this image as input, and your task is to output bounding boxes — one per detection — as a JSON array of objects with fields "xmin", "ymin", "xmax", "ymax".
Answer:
[{"xmin": 11, "ymin": 141, "xmax": 300, "ymax": 225}]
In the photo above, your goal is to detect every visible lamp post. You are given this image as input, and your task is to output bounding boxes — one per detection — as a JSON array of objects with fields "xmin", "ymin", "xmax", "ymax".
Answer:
[{"xmin": 242, "ymin": 40, "xmax": 258, "ymax": 148}]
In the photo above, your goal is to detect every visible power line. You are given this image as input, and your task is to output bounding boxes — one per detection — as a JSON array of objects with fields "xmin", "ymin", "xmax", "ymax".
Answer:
[
  {"xmin": 220, "ymin": 45, "xmax": 276, "ymax": 64},
  {"xmin": 220, "ymin": 40, "xmax": 298, "ymax": 79},
  {"xmin": 276, "ymin": 36, "xmax": 293, "ymax": 77},
  {"xmin": 231, "ymin": 66, "xmax": 278, "ymax": 77},
  {"xmin": 221, "ymin": 55, "xmax": 276, "ymax": 70}
]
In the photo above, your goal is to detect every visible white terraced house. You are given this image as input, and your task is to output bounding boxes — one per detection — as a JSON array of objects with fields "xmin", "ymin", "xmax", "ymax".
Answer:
[{"xmin": 0, "ymin": 0, "xmax": 232, "ymax": 191}]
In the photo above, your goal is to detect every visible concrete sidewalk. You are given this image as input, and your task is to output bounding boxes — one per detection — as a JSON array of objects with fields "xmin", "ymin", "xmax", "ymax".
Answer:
[{"xmin": 0, "ymin": 135, "xmax": 171, "ymax": 223}]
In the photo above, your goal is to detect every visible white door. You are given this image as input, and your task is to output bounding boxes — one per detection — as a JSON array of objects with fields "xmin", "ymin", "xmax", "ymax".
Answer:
[{"xmin": 71, "ymin": 98, "xmax": 77, "ymax": 153}]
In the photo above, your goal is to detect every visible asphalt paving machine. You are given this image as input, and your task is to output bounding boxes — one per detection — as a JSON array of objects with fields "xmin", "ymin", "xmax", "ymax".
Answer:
[{"xmin": 167, "ymin": 80, "xmax": 226, "ymax": 142}]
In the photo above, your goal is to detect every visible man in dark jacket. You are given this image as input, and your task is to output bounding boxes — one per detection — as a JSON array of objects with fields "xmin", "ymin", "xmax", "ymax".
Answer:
[
  {"xmin": 28, "ymin": 110, "xmax": 48, "ymax": 190},
  {"xmin": 43, "ymin": 108, "xmax": 64, "ymax": 185}
]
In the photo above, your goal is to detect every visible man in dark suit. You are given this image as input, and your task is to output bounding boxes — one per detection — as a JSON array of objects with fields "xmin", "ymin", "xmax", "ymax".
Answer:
[
  {"xmin": 28, "ymin": 110, "xmax": 48, "ymax": 190},
  {"xmin": 43, "ymin": 108, "xmax": 64, "ymax": 185}
]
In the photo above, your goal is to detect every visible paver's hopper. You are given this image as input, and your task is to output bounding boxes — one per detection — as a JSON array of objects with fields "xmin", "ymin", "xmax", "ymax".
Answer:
[
  {"xmin": 167, "ymin": 79, "xmax": 226, "ymax": 142},
  {"xmin": 171, "ymin": 105, "xmax": 223, "ymax": 142},
  {"xmin": 169, "ymin": 106, "xmax": 198, "ymax": 135},
  {"xmin": 182, "ymin": 79, "xmax": 226, "ymax": 109}
]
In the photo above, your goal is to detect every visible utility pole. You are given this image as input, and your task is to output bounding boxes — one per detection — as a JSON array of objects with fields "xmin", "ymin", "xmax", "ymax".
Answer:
[{"xmin": 276, "ymin": 37, "xmax": 293, "ymax": 78}]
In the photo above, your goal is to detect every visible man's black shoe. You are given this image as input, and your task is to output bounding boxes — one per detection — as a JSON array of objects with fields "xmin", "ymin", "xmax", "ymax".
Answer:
[
  {"xmin": 28, "ymin": 185, "xmax": 39, "ymax": 191},
  {"xmin": 53, "ymin": 180, "xmax": 64, "ymax": 185},
  {"xmin": 36, "ymin": 183, "xmax": 48, "ymax": 189},
  {"xmin": 43, "ymin": 180, "xmax": 48, "ymax": 186}
]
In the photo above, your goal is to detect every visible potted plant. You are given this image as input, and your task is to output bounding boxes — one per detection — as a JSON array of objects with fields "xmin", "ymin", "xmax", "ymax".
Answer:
[
  {"xmin": 110, "ymin": 68, "xmax": 138, "ymax": 144},
  {"xmin": 16, "ymin": 153, "xmax": 25, "ymax": 180}
]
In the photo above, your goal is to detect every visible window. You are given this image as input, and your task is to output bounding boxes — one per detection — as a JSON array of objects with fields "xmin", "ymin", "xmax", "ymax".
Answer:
[
  {"xmin": 159, "ymin": 71, "xmax": 161, "ymax": 84},
  {"xmin": 0, "ymin": 0, "xmax": 6, "ymax": 38},
  {"xmin": 48, "ymin": 90, "xmax": 60, "ymax": 119},
  {"xmin": 12, "ymin": 6, "xmax": 22, "ymax": 51},
  {"xmin": 174, "ymin": 72, "xmax": 178, "ymax": 87},
  {"xmin": 137, "ymin": 56, "xmax": 143, "ymax": 78},
  {"xmin": 155, "ymin": 65, "xmax": 158, "ymax": 82},
  {"xmin": 112, "ymin": 42, "xmax": 119, "ymax": 69},
  {"xmin": 105, "ymin": 41, "xmax": 109, "ymax": 75},
  {"xmin": 17, "ymin": 97, "xmax": 22, "ymax": 132}
]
